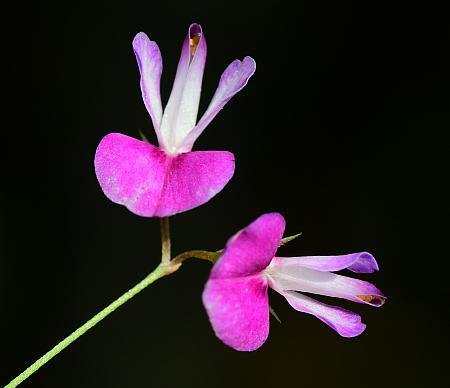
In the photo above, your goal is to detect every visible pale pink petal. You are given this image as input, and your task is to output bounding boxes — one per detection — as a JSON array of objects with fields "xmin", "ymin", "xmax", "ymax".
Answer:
[
  {"xmin": 211, "ymin": 213, "xmax": 285, "ymax": 279},
  {"xmin": 181, "ymin": 56, "xmax": 256, "ymax": 151},
  {"xmin": 132, "ymin": 33, "xmax": 164, "ymax": 145},
  {"xmin": 269, "ymin": 261, "xmax": 385, "ymax": 307},
  {"xmin": 275, "ymin": 252, "xmax": 379, "ymax": 273},
  {"xmin": 202, "ymin": 275, "xmax": 269, "ymax": 351},
  {"xmin": 160, "ymin": 23, "xmax": 207, "ymax": 154},
  {"xmin": 94, "ymin": 133, "xmax": 234, "ymax": 217},
  {"xmin": 276, "ymin": 288, "xmax": 366, "ymax": 337}
]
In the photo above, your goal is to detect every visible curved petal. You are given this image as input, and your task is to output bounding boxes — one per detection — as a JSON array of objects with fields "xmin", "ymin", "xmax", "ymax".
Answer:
[
  {"xmin": 202, "ymin": 275, "xmax": 269, "ymax": 351},
  {"xmin": 94, "ymin": 133, "xmax": 165, "ymax": 217},
  {"xmin": 269, "ymin": 263, "xmax": 385, "ymax": 307},
  {"xmin": 275, "ymin": 252, "xmax": 379, "ymax": 273},
  {"xmin": 181, "ymin": 56, "xmax": 256, "ymax": 152},
  {"xmin": 160, "ymin": 23, "xmax": 207, "ymax": 154},
  {"xmin": 211, "ymin": 213, "xmax": 286, "ymax": 279},
  {"xmin": 132, "ymin": 33, "xmax": 164, "ymax": 145},
  {"xmin": 154, "ymin": 148, "xmax": 235, "ymax": 217},
  {"xmin": 276, "ymin": 288, "xmax": 366, "ymax": 337},
  {"xmin": 94, "ymin": 133, "xmax": 234, "ymax": 217}
]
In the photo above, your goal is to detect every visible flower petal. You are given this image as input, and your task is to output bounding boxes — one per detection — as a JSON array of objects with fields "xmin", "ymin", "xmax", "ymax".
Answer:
[
  {"xmin": 181, "ymin": 56, "xmax": 256, "ymax": 152},
  {"xmin": 269, "ymin": 261, "xmax": 385, "ymax": 307},
  {"xmin": 160, "ymin": 23, "xmax": 207, "ymax": 154},
  {"xmin": 132, "ymin": 33, "xmax": 164, "ymax": 145},
  {"xmin": 275, "ymin": 252, "xmax": 379, "ymax": 273},
  {"xmin": 276, "ymin": 288, "xmax": 366, "ymax": 337},
  {"xmin": 202, "ymin": 275, "xmax": 269, "ymax": 351},
  {"xmin": 154, "ymin": 148, "xmax": 235, "ymax": 217},
  {"xmin": 211, "ymin": 213, "xmax": 286, "ymax": 279},
  {"xmin": 94, "ymin": 133, "xmax": 234, "ymax": 217},
  {"xmin": 94, "ymin": 133, "xmax": 165, "ymax": 217}
]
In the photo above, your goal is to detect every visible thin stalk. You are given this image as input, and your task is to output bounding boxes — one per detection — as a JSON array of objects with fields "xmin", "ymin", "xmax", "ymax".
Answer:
[
  {"xmin": 6, "ymin": 214, "xmax": 220, "ymax": 387},
  {"xmin": 5, "ymin": 263, "xmax": 174, "ymax": 388},
  {"xmin": 172, "ymin": 250, "xmax": 221, "ymax": 265},
  {"xmin": 160, "ymin": 217, "xmax": 171, "ymax": 263}
]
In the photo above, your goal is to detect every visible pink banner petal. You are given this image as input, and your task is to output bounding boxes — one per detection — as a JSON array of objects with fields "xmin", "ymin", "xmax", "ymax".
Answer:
[
  {"xmin": 154, "ymin": 147, "xmax": 235, "ymax": 217},
  {"xmin": 211, "ymin": 213, "xmax": 286, "ymax": 279},
  {"xmin": 94, "ymin": 133, "xmax": 234, "ymax": 217},
  {"xmin": 203, "ymin": 276, "xmax": 269, "ymax": 351}
]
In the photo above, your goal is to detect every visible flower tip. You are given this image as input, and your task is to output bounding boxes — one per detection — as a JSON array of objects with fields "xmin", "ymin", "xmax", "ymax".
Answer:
[
  {"xmin": 357, "ymin": 294, "xmax": 386, "ymax": 307},
  {"xmin": 347, "ymin": 251, "xmax": 380, "ymax": 273},
  {"xmin": 132, "ymin": 32, "xmax": 160, "ymax": 60},
  {"xmin": 189, "ymin": 23, "xmax": 203, "ymax": 37},
  {"xmin": 341, "ymin": 322, "xmax": 367, "ymax": 338},
  {"xmin": 360, "ymin": 252, "xmax": 380, "ymax": 272},
  {"xmin": 243, "ymin": 56, "xmax": 257, "ymax": 72},
  {"xmin": 265, "ymin": 211, "xmax": 284, "ymax": 219},
  {"xmin": 266, "ymin": 212, "xmax": 286, "ymax": 227},
  {"xmin": 188, "ymin": 23, "xmax": 203, "ymax": 60},
  {"xmin": 132, "ymin": 32, "xmax": 149, "ymax": 46}
]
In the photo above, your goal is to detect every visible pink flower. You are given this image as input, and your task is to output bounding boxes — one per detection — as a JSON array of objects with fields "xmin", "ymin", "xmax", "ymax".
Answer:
[
  {"xmin": 94, "ymin": 24, "xmax": 256, "ymax": 217},
  {"xmin": 202, "ymin": 213, "xmax": 385, "ymax": 351}
]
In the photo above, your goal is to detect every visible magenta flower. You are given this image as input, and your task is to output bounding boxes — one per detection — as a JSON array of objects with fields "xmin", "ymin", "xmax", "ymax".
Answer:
[
  {"xmin": 94, "ymin": 24, "xmax": 256, "ymax": 217},
  {"xmin": 202, "ymin": 213, "xmax": 386, "ymax": 351}
]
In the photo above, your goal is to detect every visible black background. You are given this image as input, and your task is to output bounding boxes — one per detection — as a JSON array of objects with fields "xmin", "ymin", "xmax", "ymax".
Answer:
[{"xmin": 2, "ymin": 1, "xmax": 450, "ymax": 387}]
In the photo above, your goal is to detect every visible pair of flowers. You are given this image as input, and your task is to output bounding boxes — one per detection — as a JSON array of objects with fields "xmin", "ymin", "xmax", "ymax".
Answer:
[{"xmin": 95, "ymin": 24, "xmax": 385, "ymax": 351}]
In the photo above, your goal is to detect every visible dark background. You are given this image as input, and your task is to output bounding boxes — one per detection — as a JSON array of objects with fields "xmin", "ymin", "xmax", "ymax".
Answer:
[{"xmin": 2, "ymin": 1, "xmax": 449, "ymax": 387}]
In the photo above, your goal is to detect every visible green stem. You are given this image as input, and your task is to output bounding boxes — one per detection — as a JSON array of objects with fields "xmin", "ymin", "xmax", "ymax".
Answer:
[
  {"xmin": 6, "ymin": 210, "xmax": 219, "ymax": 388},
  {"xmin": 160, "ymin": 217, "xmax": 171, "ymax": 263},
  {"xmin": 172, "ymin": 250, "xmax": 221, "ymax": 265},
  {"xmin": 5, "ymin": 262, "xmax": 175, "ymax": 388}
]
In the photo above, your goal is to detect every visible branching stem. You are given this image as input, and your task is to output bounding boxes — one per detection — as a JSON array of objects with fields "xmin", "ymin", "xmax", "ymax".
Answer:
[{"xmin": 6, "ymin": 214, "xmax": 222, "ymax": 387}]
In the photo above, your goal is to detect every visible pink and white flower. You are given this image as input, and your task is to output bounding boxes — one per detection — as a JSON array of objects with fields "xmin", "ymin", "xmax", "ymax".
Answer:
[
  {"xmin": 95, "ymin": 24, "xmax": 255, "ymax": 217},
  {"xmin": 202, "ymin": 213, "xmax": 385, "ymax": 351}
]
